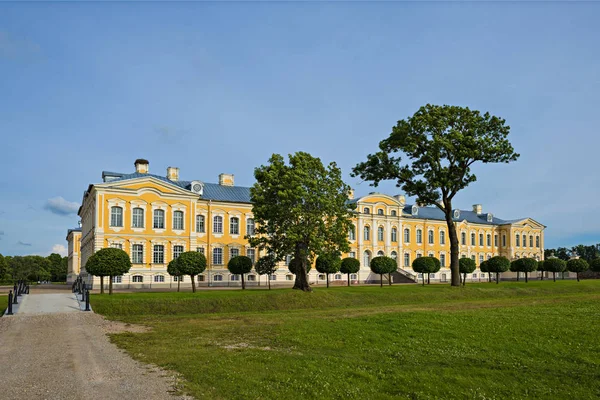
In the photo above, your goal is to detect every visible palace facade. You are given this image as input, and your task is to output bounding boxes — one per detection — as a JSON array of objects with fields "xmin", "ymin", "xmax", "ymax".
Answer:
[{"xmin": 67, "ymin": 159, "xmax": 546, "ymax": 287}]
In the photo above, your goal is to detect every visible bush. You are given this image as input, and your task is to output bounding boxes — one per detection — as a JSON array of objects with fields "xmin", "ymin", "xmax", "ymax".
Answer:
[
  {"xmin": 228, "ymin": 256, "xmax": 254, "ymax": 290},
  {"xmin": 177, "ymin": 252, "xmax": 207, "ymax": 293},
  {"xmin": 340, "ymin": 258, "xmax": 360, "ymax": 287},
  {"xmin": 486, "ymin": 256, "xmax": 510, "ymax": 284},
  {"xmin": 459, "ymin": 258, "xmax": 476, "ymax": 286},
  {"xmin": 544, "ymin": 258, "xmax": 566, "ymax": 282},
  {"xmin": 370, "ymin": 256, "xmax": 396, "ymax": 287},
  {"xmin": 315, "ymin": 253, "xmax": 341, "ymax": 288},
  {"xmin": 567, "ymin": 258, "xmax": 589, "ymax": 282},
  {"xmin": 412, "ymin": 256, "xmax": 441, "ymax": 285}
]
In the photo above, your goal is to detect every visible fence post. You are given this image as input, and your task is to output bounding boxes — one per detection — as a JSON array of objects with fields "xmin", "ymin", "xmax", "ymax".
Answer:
[
  {"xmin": 85, "ymin": 289, "xmax": 90, "ymax": 311},
  {"xmin": 13, "ymin": 288, "xmax": 18, "ymax": 304},
  {"xmin": 7, "ymin": 291, "xmax": 13, "ymax": 315}
]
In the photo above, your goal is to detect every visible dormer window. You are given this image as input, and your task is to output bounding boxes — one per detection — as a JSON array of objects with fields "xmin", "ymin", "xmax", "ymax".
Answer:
[
  {"xmin": 487, "ymin": 213, "xmax": 493, "ymax": 222},
  {"xmin": 453, "ymin": 209, "xmax": 460, "ymax": 219},
  {"xmin": 411, "ymin": 205, "xmax": 418, "ymax": 216},
  {"xmin": 364, "ymin": 207, "xmax": 370, "ymax": 214}
]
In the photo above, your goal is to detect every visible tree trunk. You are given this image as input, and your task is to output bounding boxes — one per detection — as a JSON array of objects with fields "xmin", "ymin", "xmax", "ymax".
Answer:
[
  {"xmin": 380, "ymin": 274, "xmax": 383, "ymax": 287},
  {"xmin": 463, "ymin": 272, "xmax": 466, "ymax": 286},
  {"xmin": 292, "ymin": 242, "xmax": 312, "ymax": 291},
  {"xmin": 553, "ymin": 272, "xmax": 556, "ymax": 282},
  {"xmin": 516, "ymin": 272, "xmax": 519, "ymax": 282},
  {"xmin": 177, "ymin": 277, "xmax": 181, "ymax": 292},
  {"xmin": 496, "ymin": 272, "xmax": 499, "ymax": 284},
  {"xmin": 109, "ymin": 276, "xmax": 113, "ymax": 295},
  {"xmin": 427, "ymin": 273, "xmax": 430, "ymax": 285},
  {"xmin": 268, "ymin": 275, "xmax": 271, "ymax": 290},
  {"xmin": 444, "ymin": 205, "xmax": 461, "ymax": 286},
  {"xmin": 541, "ymin": 272, "xmax": 544, "ymax": 281},
  {"xmin": 577, "ymin": 272, "xmax": 579, "ymax": 282},
  {"xmin": 242, "ymin": 274, "xmax": 246, "ymax": 290},
  {"xmin": 388, "ymin": 272, "xmax": 392, "ymax": 286},
  {"xmin": 488, "ymin": 273, "xmax": 491, "ymax": 283},
  {"xmin": 422, "ymin": 274, "xmax": 425, "ymax": 286},
  {"xmin": 326, "ymin": 274, "xmax": 329, "ymax": 288},
  {"xmin": 525, "ymin": 271, "xmax": 528, "ymax": 283},
  {"xmin": 100, "ymin": 276, "xmax": 104, "ymax": 294},
  {"xmin": 191, "ymin": 275, "xmax": 196, "ymax": 293},
  {"xmin": 347, "ymin": 273, "xmax": 350, "ymax": 286}
]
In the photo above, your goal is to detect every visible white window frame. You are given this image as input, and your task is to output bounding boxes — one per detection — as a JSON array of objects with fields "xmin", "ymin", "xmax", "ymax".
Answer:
[{"xmin": 153, "ymin": 245, "xmax": 165, "ymax": 264}]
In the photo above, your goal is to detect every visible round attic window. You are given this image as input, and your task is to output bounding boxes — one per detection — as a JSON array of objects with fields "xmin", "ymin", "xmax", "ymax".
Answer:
[{"xmin": 192, "ymin": 183, "xmax": 202, "ymax": 192}]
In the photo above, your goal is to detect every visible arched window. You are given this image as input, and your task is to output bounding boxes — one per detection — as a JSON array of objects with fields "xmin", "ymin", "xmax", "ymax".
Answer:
[
  {"xmin": 377, "ymin": 226, "xmax": 384, "ymax": 241},
  {"xmin": 230, "ymin": 217, "xmax": 239, "ymax": 235},
  {"xmin": 391, "ymin": 210, "xmax": 397, "ymax": 216},
  {"xmin": 428, "ymin": 230, "xmax": 434, "ymax": 244},
  {"xmin": 132, "ymin": 207, "xmax": 144, "ymax": 228},
  {"xmin": 440, "ymin": 231, "xmax": 446, "ymax": 245},
  {"xmin": 364, "ymin": 226, "xmax": 370, "ymax": 241},
  {"xmin": 440, "ymin": 254, "xmax": 446, "ymax": 267},
  {"xmin": 416, "ymin": 229, "xmax": 423, "ymax": 244},
  {"xmin": 246, "ymin": 218, "xmax": 255, "ymax": 235},
  {"xmin": 377, "ymin": 209, "xmax": 384, "ymax": 215},
  {"xmin": 213, "ymin": 216, "xmax": 223, "ymax": 234},
  {"xmin": 404, "ymin": 228, "xmax": 410, "ymax": 243},
  {"xmin": 196, "ymin": 215, "xmax": 205, "ymax": 233},
  {"xmin": 153, "ymin": 209, "xmax": 165, "ymax": 229},
  {"xmin": 391, "ymin": 251, "xmax": 397, "ymax": 260},
  {"xmin": 363, "ymin": 251, "xmax": 371, "ymax": 267},
  {"xmin": 363, "ymin": 207, "xmax": 370, "ymax": 214},
  {"xmin": 479, "ymin": 233, "xmax": 484, "ymax": 246},
  {"xmin": 110, "ymin": 206, "xmax": 123, "ymax": 227},
  {"xmin": 391, "ymin": 227, "xmax": 397, "ymax": 242},
  {"xmin": 213, "ymin": 248, "xmax": 223, "ymax": 265},
  {"xmin": 502, "ymin": 234, "xmax": 506, "ymax": 247},
  {"xmin": 349, "ymin": 226, "xmax": 356, "ymax": 240},
  {"xmin": 173, "ymin": 211, "xmax": 184, "ymax": 230},
  {"xmin": 377, "ymin": 250, "xmax": 384, "ymax": 257}
]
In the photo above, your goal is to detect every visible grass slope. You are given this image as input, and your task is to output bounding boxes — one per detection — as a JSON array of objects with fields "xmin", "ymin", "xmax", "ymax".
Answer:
[{"xmin": 92, "ymin": 281, "xmax": 600, "ymax": 399}]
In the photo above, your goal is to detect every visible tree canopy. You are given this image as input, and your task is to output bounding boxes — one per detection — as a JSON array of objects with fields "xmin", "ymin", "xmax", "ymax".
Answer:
[
  {"xmin": 228, "ymin": 255, "xmax": 253, "ymax": 290},
  {"xmin": 167, "ymin": 259, "xmax": 183, "ymax": 292},
  {"xmin": 458, "ymin": 257, "xmax": 476, "ymax": 286},
  {"xmin": 566, "ymin": 258, "xmax": 589, "ymax": 282},
  {"xmin": 512, "ymin": 258, "xmax": 538, "ymax": 283},
  {"xmin": 352, "ymin": 105, "xmax": 518, "ymax": 286},
  {"xmin": 315, "ymin": 253, "xmax": 342, "ymax": 288},
  {"xmin": 85, "ymin": 248, "xmax": 131, "ymax": 294},
  {"xmin": 254, "ymin": 254, "xmax": 278, "ymax": 289},
  {"xmin": 412, "ymin": 256, "xmax": 441, "ymax": 285},
  {"xmin": 370, "ymin": 256, "xmax": 396, "ymax": 287},
  {"xmin": 543, "ymin": 258, "xmax": 566, "ymax": 282},
  {"xmin": 177, "ymin": 251, "xmax": 206, "ymax": 292},
  {"xmin": 340, "ymin": 257, "xmax": 360, "ymax": 286},
  {"xmin": 249, "ymin": 152, "xmax": 354, "ymax": 291},
  {"xmin": 590, "ymin": 258, "xmax": 600, "ymax": 273},
  {"xmin": 486, "ymin": 256, "xmax": 510, "ymax": 284}
]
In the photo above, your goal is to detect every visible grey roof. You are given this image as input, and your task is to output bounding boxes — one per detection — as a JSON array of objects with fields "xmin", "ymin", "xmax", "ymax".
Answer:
[
  {"xmin": 100, "ymin": 171, "xmax": 252, "ymax": 203},
  {"xmin": 402, "ymin": 204, "xmax": 508, "ymax": 225}
]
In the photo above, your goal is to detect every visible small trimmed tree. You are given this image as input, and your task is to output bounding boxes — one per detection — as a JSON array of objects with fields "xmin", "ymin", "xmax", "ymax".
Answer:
[
  {"xmin": 255, "ymin": 254, "xmax": 278, "ymax": 290},
  {"xmin": 590, "ymin": 258, "xmax": 600, "ymax": 273},
  {"xmin": 176, "ymin": 252, "xmax": 206, "ymax": 293},
  {"xmin": 84, "ymin": 248, "xmax": 131, "ymax": 295},
  {"xmin": 459, "ymin": 258, "xmax": 476, "ymax": 286},
  {"xmin": 315, "ymin": 253, "xmax": 341, "ymax": 288},
  {"xmin": 412, "ymin": 257, "xmax": 437, "ymax": 286},
  {"xmin": 537, "ymin": 260, "xmax": 545, "ymax": 281},
  {"xmin": 510, "ymin": 260, "xmax": 521, "ymax": 281},
  {"xmin": 370, "ymin": 256, "xmax": 396, "ymax": 287},
  {"xmin": 480, "ymin": 259, "xmax": 491, "ymax": 282},
  {"xmin": 518, "ymin": 258, "xmax": 538, "ymax": 283},
  {"xmin": 340, "ymin": 257, "xmax": 360, "ymax": 286},
  {"xmin": 567, "ymin": 258, "xmax": 589, "ymax": 282},
  {"xmin": 486, "ymin": 256, "xmax": 510, "ymax": 284},
  {"xmin": 228, "ymin": 256, "xmax": 253, "ymax": 290},
  {"xmin": 167, "ymin": 259, "xmax": 183, "ymax": 292},
  {"xmin": 544, "ymin": 258, "xmax": 566, "ymax": 282}
]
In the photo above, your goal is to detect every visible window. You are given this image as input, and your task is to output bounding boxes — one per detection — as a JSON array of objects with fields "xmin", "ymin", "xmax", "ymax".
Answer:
[
  {"xmin": 349, "ymin": 251, "xmax": 356, "ymax": 259},
  {"xmin": 246, "ymin": 218, "xmax": 255, "ymax": 236},
  {"xmin": 428, "ymin": 252, "xmax": 434, "ymax": 257},
  {"xmin": 430, "ymin": 274, "xmax": 436, "ymax": 279},
  {"xmin": 479, "ymin": 234, "xmax": 484, "ymax": 246},
  {"xmin": 153, "ymin": 209, "xmax": 165, "ymax": 229},
  {"xmin": 286, "ymin": 275, "xmax": 293, "ymax": 281},
  {"xmin": 153, "ymin": 245, "xmax": 164, "ymax": 264},
  {"xmin": 472, "ymin": 273, "xmax": 477, "ymax": 278},
  {"xmin": 230, "ymin": 217, "xmax": 239, "ymax": 235},
  {"xmin": 351, "ymin": 274, "xmax": 358, "ymax": 280},
  {"xmin": 516, "ymin": 234, "xmax": 520, "ymax": 247},
  {"xmin": 247, "ymin": 275, "xmax": 256, "ymax": 281},
  {"xmin": 154, "ymin": 275, "xmax": 165, "ymax": 283},
  {"xmin": 440, "ymin": 231, "xmax": 446, "ymax": 245},
  {"xmin": 349, "ymin": 227, "xmax": 356, "ymax": 240},
  {"xmin": 230, "ymin": 248, "xmax": 240, "ymax": 260},
  {"xmin": 486, "ymin": 234, "xmax": 490, "ymax": 246},
  {"xmin": 213, "ymin": 248, "xmax": 223, "ymax": 265},
  {"xmin": 132, "ymin": 275, "xmax": 143, "ymax": 283},
  {"xmin": 377, "ymin": 250, "xmax": 384, "ymax": 257},
  {"xmin": 213, "ymin": 216, "xmax": 223, "ymax": 234},
  {"xmin": 479, "ymin": 255, "xmax": 484, "ymax": 265},
  {"xmin": 196, "ymin": 247, "xmax": 205, "ymax": 254},
  {"xmin": 112, "ymin": 276, "xmax": 122, "ymax": 283},
  {"xmin": 536, "ymin": 236, "xmax": 540, "ymax": 248},
  {"xmin": 335, "ymin": 274, "xmax": 342, "ymax": 280},
  {"xmin": 461, "ymin": 232, "xmax": 466, "ymax": 245},
  {"xmin": 173, "ymin": 245, "xmax": 184, "ymax": 259},
  {"xmin": 391, "ymin": 251, "xmax": 397, "ymax": 260},
  {"xmin": 196, "ymin": 215, "xmax": 205, "ymax": 233},
  {"xmin": 404, "ymin": 228, "xmax": 410, "ymax": 243},
  {"xmin": 428, "ymin": 230, "xmax": 434, "ymax": 244},
  {"xmin": 318, "ymin": 274, "xmax": 325, "ymax": 280},
  {"xmin": 173, "ymin": 211, "xmax": 184, "ymax": 230},
  {"xmin": 247, "ymin": 248, "xmax": 256, "ymax": 264},
  {"xmin": 132, "ymin": 208, "xmax": 144, "ymax": 228},
  {"xmin": 391, "ymin": 228, "xmax": 397, "ymax": 242},
  {"xmin": 132, "ymin": 244, "xmax": 144, "ymax": 264},
  {"xmin": 471, "ymin": 255, "xmax": 476, "ymax": 262},
  {"xmin": 110, "ymin": 206, "xmax": 123, "ymax": 227},
  {"xmin": 416, "ymin": 253, "xmax": 422, "ymax": 258},
  {"xmin": 363, "ymin": 251, "xmax": 371, "ymax": 267},
  {"xmin": 502, "ymin": 234, "xmax": 506, "ymax": 247},
  {"xmin": 364, "ymin": 226, "xmax": 370, "ymax": 241},
  {"xmin": 471, "ymin": 233, "xmax": 476, "ymax": 246},
  {"xmin": 110, "ymin": 243, "xmax": 123, "ymax": 249},
  {"xmin": 377, "ymin": 226, "xmax": 384, "ymax": 241},
  {"xmin": 231, "ymin": 275, "xmax": 240, "ymax": 281},
  {"xmin": 391, "ymin": 210, "xmax": 397, "ymax": 216},
  {"xmin": 270, "ymin": 274, "xmax": 277, "ymax": 281},
  {"xmin": 213, "ymin": 275, "xmax": 223, "ymax": 282},
  {"xmin": 530, "ymin": 235, "xmax": 533, "ymax": 247},
  {"xmin": 416, "ymin": 229, "xmax": 423, "ymax": 244},
  {"xmin": 377, "ymin": 209, "xmax": 383, "ymax": 215},
  {"xmin": 440, "ymin": 254, "xmax": 446, "ymax": 267},
  {"xmin": 404, "ymin": 253, "xmax": 410, "ymax": 267},
  {"xmin": 364, "ymin": 207, "xmax": 370, "ymax": 214},
  {"xmin": 198, "ymin": 275, "xmax": 205, "ymax": 282},
  {"xmin": 494, "ymin": 234, "xmax": 498, "ymax": 247},
  {"xmin": 174, "ymin": 276, "xmax": 184, "ymax": 282}
]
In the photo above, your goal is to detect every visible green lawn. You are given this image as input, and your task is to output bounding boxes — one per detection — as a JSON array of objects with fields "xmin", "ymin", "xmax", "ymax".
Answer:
[
  {"xmin": 0, "ymin": 295, "xmax": 7, "ymax": 315},
  {"xmin": 92, "ymin": 281, "xmax": 600, "ymax": 399}
]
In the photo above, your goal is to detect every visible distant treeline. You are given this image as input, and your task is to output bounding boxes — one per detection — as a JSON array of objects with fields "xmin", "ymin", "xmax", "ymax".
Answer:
[
  {"xmin": 544, "ymin": 244, "xmax": 600, "ymax": 262},
  {"xmin": 0, "ymin": 253, "xmax": 68, "ymax": 283}
]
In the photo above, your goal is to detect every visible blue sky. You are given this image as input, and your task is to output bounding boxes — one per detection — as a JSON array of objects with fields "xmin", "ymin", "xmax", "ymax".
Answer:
[{"xmin": 1, "ymin": 2, "xmax": 599, "ymax": 256}]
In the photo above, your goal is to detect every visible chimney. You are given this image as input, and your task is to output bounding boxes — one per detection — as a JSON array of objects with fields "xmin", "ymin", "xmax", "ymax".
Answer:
[
  {"xmin": 219, "ymin": 173, "xmax": 234, "ymax": 186},
  {"xmin": 393, "ymin": 194, "xmax": 406, "ymax": 205},
  {"xmin": 134, "ymin": 159, "xmax": 149, "ymax": 174},
  {"xmin": 348, "ymin": 188, "xmax": 355, "ymax": 200},
  {"xmin": 473, "ymin": 204, "xmax": 482, "ymax": 214},
  {"xmin": 167, "ymin": 166, "xmax": 179, "ymax": 181}
]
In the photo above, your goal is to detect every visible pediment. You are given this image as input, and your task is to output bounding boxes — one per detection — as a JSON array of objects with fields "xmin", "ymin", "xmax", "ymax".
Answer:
[{"xmin": 96, "ymin": 176, "xmax": 196, "ymax": 197}]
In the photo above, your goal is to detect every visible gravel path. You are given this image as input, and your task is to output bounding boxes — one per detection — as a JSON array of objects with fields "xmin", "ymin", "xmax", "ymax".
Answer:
[{"xmin": 0, "ymin": 310, "xmax": 189, "ymax": 399}]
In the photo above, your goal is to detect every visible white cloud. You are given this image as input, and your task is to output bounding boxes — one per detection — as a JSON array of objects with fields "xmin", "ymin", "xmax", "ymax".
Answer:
[
  {"xmin": 51, "ymin": 244, "xmax": 68, "ymax": 257},
  {"xmin": 44, "ymin": 197, "xmax": 79, "ymax": 216}
]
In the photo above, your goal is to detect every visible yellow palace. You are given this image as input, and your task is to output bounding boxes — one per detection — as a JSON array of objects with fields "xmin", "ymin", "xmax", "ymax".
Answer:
[{"xmin": 67, "ymin": 159, "xmax": 545, "ymax": 287}]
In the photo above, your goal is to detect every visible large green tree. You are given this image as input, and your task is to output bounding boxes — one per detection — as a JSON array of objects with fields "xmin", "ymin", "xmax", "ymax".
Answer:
[
  {"xmin": 352, "ymin": 105, "xmax": 519, "ymax": 287},
  {"xmin": 570, "ymin": 245, "xmax": 599, "ymax": 262},
  {"xmin": 590, "ymin": 258, "xmax": 600, "ymax": 273},
  {"xmin": 459, "ymin": 257, "xmax": 476, "ymax": 286},
  {"xmin": 85, "ymin": 248, "xmax": 131, "ymax": 294},
  {"xmin": 177, "ymin": 251, "xmax": 207, "ymax": 292},
  {"xmin": 0, "ymin": 253, "xmax": 8, "ymax": 280},
  {"xmin": 340, "ymin": 257, "xmax": 360, "ymax": 287},
  {"xmin": 254, "ymin": 254, "xmax": 278, "ymax": 290},
  {"xmin": 227, "ymin": 256, "xmax": 253, "ymax": 290},
  {"xmin": 47, "ymin": 253, "xmax": 68, "ymax": 282},
  {"xmin": 249, "ymin": 152, "xmax": 354, "ymax": 292},
  {"xmin": 315, "ymin": 253, "xmax": 341, "ymax": 288}
]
